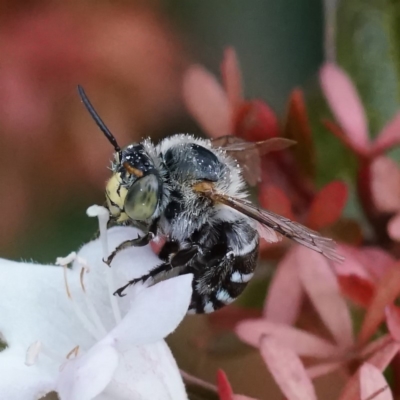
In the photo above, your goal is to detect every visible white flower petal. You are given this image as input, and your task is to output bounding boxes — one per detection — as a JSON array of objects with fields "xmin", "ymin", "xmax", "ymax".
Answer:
[
  {"xmin": 74, "ymin": 227, "xmax": 161, "ymax": 283},
  {"xmin": 93, "ymin": 394, "xmax": 115, "ymax": 400},
  {"xmin": 0, "ymin": 227, "xmax": 162, "ymax": 362},
  {"xmin": 0, "ymin": 226, "xmax": 190, "ymax": 400},
  {"xmin": 0, "ymin": 347, "xmax": 55, "ymax": 400},
  {"xmin": 72, "ymin": 227, "xmax": 162, "ymax": 329},
  {"xmin": 57, "ymin": 344, "xmax": 118, "ymax": 400},
  {"xmin": 103, "ymin": 342, "xmax": 188, "ymax": 400},
  {"xmin": 109, "ymin": 274, "xmax": 193, "ymax": 350},
  {"xmin": 0, "ymin": 258, "xmax": 93, "ymax": 352}
]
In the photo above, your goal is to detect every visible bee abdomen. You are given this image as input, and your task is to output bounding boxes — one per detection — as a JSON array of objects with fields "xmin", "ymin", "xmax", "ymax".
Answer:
[{"xmin": 188, "ymin": 232, "xmax": 259, "ymax": 314}]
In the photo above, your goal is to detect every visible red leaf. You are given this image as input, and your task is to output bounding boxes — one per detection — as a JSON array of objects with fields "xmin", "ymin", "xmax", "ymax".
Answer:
[
  {"xmin": 217, "ymin": 370, "xmax": 234, "ymax": 400},
  {"xmin": 263, "ymin": 247, "xmax": 304, "ymax": 325},
  {"xmin": 221, "ymin": 47, "xmax": 243, "ymax": 113},
  {"xmin": 234, "ymin": 100, "xmax": 280, "ymax": 141},
  {"xmin": 385, "ymin": 305, "xmax": 400, "ymax": 341},
  {"xmin": 358, "ymin": 263, "xmax": 400, "ymax": 344},
  {"xmin": 215, "ymin": 368, "xmax": 260, "ymax": 400},
  {"xmin": 258, "ymin": 185, "xmax": 294, "ymax": 219},
  {"xmin": 260, "ymin": 336, "xmax": 318, "ymax": 400},
  {"xmin": 284, "ymin": 89, "xmax": 315, "ymax": 178},
  {"xmin": 306, "ymin": 181, "xmax": 348, "ymax": 230},
  {"xmin": 338, "ymin": 275, "xmax": 375, "ymax": 308}
]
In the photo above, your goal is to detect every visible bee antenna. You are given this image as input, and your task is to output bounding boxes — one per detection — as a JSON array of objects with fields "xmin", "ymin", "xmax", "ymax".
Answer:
[{"xmin": 77, "ymin": 85, "xmax": 122, "ymax": 157}]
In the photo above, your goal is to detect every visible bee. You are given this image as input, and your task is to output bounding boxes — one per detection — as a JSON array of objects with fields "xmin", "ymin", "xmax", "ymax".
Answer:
[{"xmin": 78, "ymin": 86, "xmax": 343, "ymax": 314}]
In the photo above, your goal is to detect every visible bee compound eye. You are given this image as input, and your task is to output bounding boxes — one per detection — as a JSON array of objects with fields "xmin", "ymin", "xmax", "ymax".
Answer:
[{"xmin": 124, "ymin": 174, "xmax": 160, "ymax": 221}]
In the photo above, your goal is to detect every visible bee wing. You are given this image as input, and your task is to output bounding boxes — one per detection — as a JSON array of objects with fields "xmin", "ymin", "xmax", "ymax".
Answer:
[
  {"xmin": 256, "ymin": 222, "xmax": 282, "ymax": 243},
  {"xmin": 210, "ymin": 193, "xmax": 343, "ymax": 262},
  {"xmin": 210, "ymin": 136, "xmax": 296, "ymax": 186},
  {"xmin": 211, "ymin": 136, "xmax": 296, "ymax": 153}
]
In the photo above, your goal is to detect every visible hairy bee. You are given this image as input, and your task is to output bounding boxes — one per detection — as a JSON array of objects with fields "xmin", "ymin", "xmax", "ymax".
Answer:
[{"xmin": 78, "ymin": 86, "xmax": 343, "ymax": 314}]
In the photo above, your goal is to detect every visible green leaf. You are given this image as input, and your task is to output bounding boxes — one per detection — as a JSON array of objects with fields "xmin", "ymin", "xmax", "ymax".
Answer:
[{"xmin": 336, "ymin": 0, "xmax": 400, "ymax": 136}]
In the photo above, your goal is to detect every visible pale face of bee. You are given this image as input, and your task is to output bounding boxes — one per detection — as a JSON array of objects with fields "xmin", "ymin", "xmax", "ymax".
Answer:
[{"xmin": 105, "ymin": 144, "xmax": 162, "ymax": 223}]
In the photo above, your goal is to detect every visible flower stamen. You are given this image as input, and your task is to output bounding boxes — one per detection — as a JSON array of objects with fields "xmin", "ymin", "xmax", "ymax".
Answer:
[
  {"xmin": 66, "ymin": 345, "xmax": 80, "ymax": 359},
  {"xmin": 80, "ymin": 267, "xmax": 86, "ymax": 293},
  {"xmin": 25, "ymin": 341, "xmax": 64, "ymax": 366},
  {"xmin": 74, "ymin": 259, "xmax": 107, "ymax": 338},
  {"xmin": 25, "ymin": 341, "xmax": 41, "ymax": 366},
  {"xmin": 63, "ymin": 264, "xmax": 72, "ymax": 299},
  {"xmin": 57, "ymin": 253, "xmax": 77, "ymax": 299},
  {"xmin": 56, "ymin": 253, "xmax": 102, "ymax": 341}
]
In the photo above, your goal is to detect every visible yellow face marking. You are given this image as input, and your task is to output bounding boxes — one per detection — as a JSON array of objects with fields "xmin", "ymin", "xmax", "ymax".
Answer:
[{"xmin": 105, "ymin": 173, "xmax": 129, "ymax": 222}]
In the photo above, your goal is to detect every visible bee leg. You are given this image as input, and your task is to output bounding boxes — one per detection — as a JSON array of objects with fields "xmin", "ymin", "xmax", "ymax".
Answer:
[
  {"xmin": 105, "ymin": 232, "xmax": 155, "ymax": 266},
  {"xmin": 113, "ymin": 245, "xmax": 199, "ymax": 297},
  {"xmin": 113, "ymin": 261, "xmax": 171, "ymax": 297}
]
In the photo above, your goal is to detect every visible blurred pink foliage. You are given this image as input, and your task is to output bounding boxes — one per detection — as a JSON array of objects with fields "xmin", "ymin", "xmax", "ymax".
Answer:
[
  {"xmin": 320, "ymin": 63, "xmax": 400, "ymax": 158},
  {"xmin": 0, "ymin": 3, "xmax": 187, "ymax": 251},
  {"xmin": 217, "ymin": 370, "xmax": 258, "ymax": 400},
  {"xmin": 320, "ymin": 63, "xmax": 400, "ymax": 247},
  {"xmin": 237, "ymin": 246, "xmax": 400, "ymax": 399},
  {"xmin": 181, "ymin": 49, "xmax": 400, "ymax": 399},
  {"xmin": 183, "ymin": 47, "xmax": 279, "ymax": 141}
]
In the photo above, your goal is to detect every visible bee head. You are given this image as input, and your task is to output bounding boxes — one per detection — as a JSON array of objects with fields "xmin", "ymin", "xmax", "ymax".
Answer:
[
  {"xmin": 106, "ymin": 144, "xmax": 161, "ymax": 222},
  {"xmin": 78, "ymin": 85, "xmax": 161, "ymax": 223}
]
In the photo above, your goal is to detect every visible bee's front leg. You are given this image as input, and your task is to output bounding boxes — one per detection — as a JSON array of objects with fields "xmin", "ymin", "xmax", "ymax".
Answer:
[
  {"xmin": 104, "ymin": 232, "xmax": 155, "ymax": 266},
  {"xmin": 113, "ymin": 243, "xmax": 200, "ymax": 297},
  {"xmin": 105, "ymin": 219, "xmax": 159, "ymax": 266}
]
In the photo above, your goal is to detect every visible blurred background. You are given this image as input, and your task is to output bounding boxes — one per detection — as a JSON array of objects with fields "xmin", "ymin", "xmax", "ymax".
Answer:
[
  {"xmin": 3, "ymin": 0, "xmax": 398, "ymax": 399},
  {"xmin": 0, "ymin": 0, "xmax": 323, "ymax": 262}
]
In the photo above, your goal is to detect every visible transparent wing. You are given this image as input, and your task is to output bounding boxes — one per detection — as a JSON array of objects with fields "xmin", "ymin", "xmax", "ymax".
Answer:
[
  {"xmin": 210, "ymin": 136, "xmax": 295, "ymax": 153},
  {"xmin": 256, "ymin": 222, "xmax": 282, "ymax": 243},
  {"xmin": 210, "ymin": 136, "xmax": 295, "ymax": 186},
  {"xmin": 210, "ymin": 193, "xmax": 343, "ymax": 262}
]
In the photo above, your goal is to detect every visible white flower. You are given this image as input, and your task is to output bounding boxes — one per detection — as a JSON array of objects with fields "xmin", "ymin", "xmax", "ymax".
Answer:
[{"xmin": 0, "ymin": 206, "xmax": 193, "ymax": 400}]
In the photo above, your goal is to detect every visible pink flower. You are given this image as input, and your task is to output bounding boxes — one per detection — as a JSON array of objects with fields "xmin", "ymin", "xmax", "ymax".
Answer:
[
  {"xmin": 320, "ymin": 63, "xmax": 400, "ymax": 158},
  {"xmin": 236, "ymin": 244, "xmax": 400, "ymax": 399},
  {"xmin": 369, "ymin": 156, "xmax": 400, "ymax": 241},
  {"xmin": 183, "ymin": 47, "xmax": 279, "ymax": 140},
  {"xmin": 321, "ymin": 63, "xmax": 400, "ymax": 241}
]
